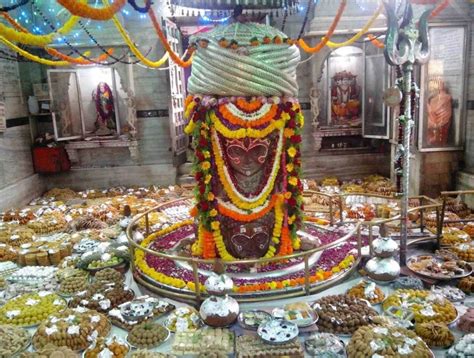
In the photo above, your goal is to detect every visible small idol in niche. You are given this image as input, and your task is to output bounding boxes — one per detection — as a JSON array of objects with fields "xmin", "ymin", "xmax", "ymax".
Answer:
[
  {"xmin": 331, "ymin": 70, "xmax": 361, "ymax": 126},
  {"xmin": 92, "ymin": 82, "xmax": 116, "ymax": 136},
  {"xmin": 427, "ymin": 78, "xmax": 453, "ymax": 146}
]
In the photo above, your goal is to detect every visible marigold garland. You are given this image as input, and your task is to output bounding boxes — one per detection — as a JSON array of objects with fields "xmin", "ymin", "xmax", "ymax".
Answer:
[
  {"xmin": 211, "ymin": 127, "xmax": 283, "ymax": 210},
  {"xmin": 236, "ymin": 97, "xmax": 264, "ymax": 112},
  {"xmin": 217, "ymin": 102, "xmax": 279, "ymax": 128},
  {"xmin": 0, "ymin": 37, "xmax": 71, "ymax": 66},
  {"xmin": 298, "ymin": 0, "xmax": 347, "ymax": 53},
  {"xmin": 0, "ymin": 12, "xmax": 79, "ymax": 46},
  {"xmin": 217, "ymin": 194, "xmax": 282, "ymax": 222},
  {"xmin": 147, "ymin": 7, "xmax": 193, "ymax": 68},
  {"xmin": 0, "ymin": 11, "xmax": 112, "ymax": 65},
  {"xmin": 325, "ymin": 2, "xmax": 383, "ymax": 48},
  {"xmin": 210, "ymin": 110, "xmax": 287, "ymax": 139},
  {"xmin": 104, "ymin": 0, "xmax": 170, "ymax": 68},
  {"xmin": 60, "ymin": 0, "xmax": 126, "ymax": 21},
  {"xmin": 135, "ymin": 220, "xmax": 357, "ymax": 293}
]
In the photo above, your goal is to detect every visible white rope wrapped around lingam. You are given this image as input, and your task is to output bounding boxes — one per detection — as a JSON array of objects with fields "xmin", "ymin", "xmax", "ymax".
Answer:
[{"xmin": 188, "ymin": 24, "xmax": 300, "ymax": 97}]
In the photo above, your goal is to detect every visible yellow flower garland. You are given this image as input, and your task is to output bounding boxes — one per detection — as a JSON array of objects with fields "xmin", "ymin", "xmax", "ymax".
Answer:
[
  {"xmin": 0, "ymin": 37, "xmax": 71, "ymax": 66},
  {"xmin": 211, "ymin": 127, "xmax": 282, "ymax": 210},
  {"xmin": 135, "ymin": 218, "xmax": 357, "ymax": 293},
  {"xmin": 105, "ymin": 0, "xmax": 170, "ymax": 68},
  {"xmin": 135, "ymin": 220, "xmax": 194, "ymax": 289},
  {"xmin": 210, "ymin": 111, "xmax": 286, "ymax": 139},
  {"xmin": 326, "ymin": 2, "xmax": 383, "ymax": 48},
  {"xmin": 0, "ymin": 13, "xmax": 79, "ymax": 46}
]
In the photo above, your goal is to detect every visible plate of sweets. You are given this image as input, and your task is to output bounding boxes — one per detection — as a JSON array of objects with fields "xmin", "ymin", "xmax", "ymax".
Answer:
[
  {"xmin": 273, "ymin": 302, "xmax": 318, "ymax": 328},
  {"xmin": 257, "ymin": 319, "xmax": 299, "ymax": 345},
  {"xmin": 407, "ymin": 254, "xmax": 472, "ymax": 280},
  {"xmin": 0, "ymin": 291, "xmax": 67, "ymax": 327},
  {"xmin": 83, "ymin": 336, "xmax": 130, "ymax": 358},
  {"xmin": 347, "ymin": 325, "xmax": 432, "ymax": 358},
  {"xmin": 238, "ymin": 310, "xmax": 272, "ymax": 330},
  {"xmin": 346, "ymin": 280, "xmax": 385, "ymax": 305},
  {"xmin": 382, "ymin": 289, "xmax": 458, "ymax": 325}
]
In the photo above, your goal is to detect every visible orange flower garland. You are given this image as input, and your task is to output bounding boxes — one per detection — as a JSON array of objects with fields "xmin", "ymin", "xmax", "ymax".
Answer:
[
  {"xmin": 0, "ymin": 12, "xmax": 113, "ymax": 65},
  {"xmin": 277, "ymin": 226, "xmax": 293, "ymax": 256},
  {"xmin": 217, "ymin": 194, "xmax": 282, "ymax": 222},
  {"xmin": 217, "ymin": 102, "xmax": 279, "ymax": 128},
  {"xmin": 236, "ymin": 98, "xmax": 264, "ymax": 112},
  {"xmin": 58, "ymin": 0, "xmax": 127, "ymax": 21},
  {"xmin": 148, "ymin": 7, "xmax": 193, "ymax": 68},
  {"xmin": 367, "ymin": 34, "xmax": 385, "ymax": 49},
  {"xmin": 298, "ymin": 0, "xmax": 347, "ymax": 53}
]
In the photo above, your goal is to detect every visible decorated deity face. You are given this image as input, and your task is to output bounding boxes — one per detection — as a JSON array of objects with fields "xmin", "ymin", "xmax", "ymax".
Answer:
[
  {"xmin": 225, "ymin": 137, "xmax": 270, "ymax": 177},
  {"xmin": 99, "ymin": 82, "xmax": 106, "ymax": 93},
  {"xmin": 342, "ymin": 77, "xmax": 351, "ymax": 88},
  {"xmin": 221, "ymin": 215, "xmax": 274, "ymax": 259}
]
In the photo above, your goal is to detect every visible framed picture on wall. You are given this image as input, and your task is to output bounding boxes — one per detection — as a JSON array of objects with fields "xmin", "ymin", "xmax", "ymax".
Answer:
[{"xmin": 418, "ymin": 23, "xmax": 470, "ymax": 151}]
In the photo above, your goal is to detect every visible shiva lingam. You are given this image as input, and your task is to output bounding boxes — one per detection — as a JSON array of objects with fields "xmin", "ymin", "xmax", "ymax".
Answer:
[{"xmin": 185, "ymin": 22, "xmax": 305, "ymax": 261}]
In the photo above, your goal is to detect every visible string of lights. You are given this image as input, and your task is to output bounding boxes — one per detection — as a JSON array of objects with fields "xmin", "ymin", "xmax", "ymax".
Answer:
[{"xmin": 0, "ymin": 0, "xmax": 30, "ymax": 13}]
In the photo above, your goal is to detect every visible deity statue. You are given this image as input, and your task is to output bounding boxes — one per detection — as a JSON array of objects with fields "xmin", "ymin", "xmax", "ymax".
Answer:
[
  {"xmin": 427, "ymin": 78, "xmax": 452, "ymax": 146},
  {"xmin": 185, "ymin": 22, "xmax": 304, "ymax": 261},
  {"xmin": 217, "ymin": 135, "xmax": 279, "ymax": 258},
  {"xmin": 92, "ymin": 82, "xmax": 116, "ymax": 136},
  {"xmin": 331, "ymin": 71, "xmax": 361, "ymax": 126}
]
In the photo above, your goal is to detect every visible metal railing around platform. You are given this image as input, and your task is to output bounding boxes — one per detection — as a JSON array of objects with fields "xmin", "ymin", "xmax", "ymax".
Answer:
[{"xmin": 126, "ymin": 197, "xmax": 362, "ymax": 303}]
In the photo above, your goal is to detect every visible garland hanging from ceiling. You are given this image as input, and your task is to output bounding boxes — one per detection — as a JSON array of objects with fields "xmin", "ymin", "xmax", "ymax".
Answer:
[{"xmin": 0, "ymin": 0, "xmax": 452, "ymax": 66}]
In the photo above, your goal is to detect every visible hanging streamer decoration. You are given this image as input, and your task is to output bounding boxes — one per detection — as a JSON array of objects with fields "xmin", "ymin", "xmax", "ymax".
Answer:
[
  {"xmin": 147, "ymin": 7, "xmax": 194, "ymax": 68},
  {"xmin": 57, "ymin": 0, "xmax": 127, "ymax": 21},
  {"xmin": 1, "ymin": 9, "xmax": 114, "ymax": 65},
  {"xmin": 326, "ymin": 2, "xmax": 383, "ymax": 48},
  {"xmin": 102, "ymin": 0, "xmax": 170, "ymax": 68},
  {"xmin": 298, "ymin": 0, "xmax": 346, "ymax": 53},
  {"xmin": 128, "ymin": 0, "xmax": 152, "ymax": 14},
  {"xmin": 0, "ymin": 13, "xmax": 79, "ymax": 46},
  {"xmin": 0, "ymin": 0, "xmax": 29, "ymax": 12},
  {"xmin": 78, "ymin": 20, "xmax": 150, "ymax": 65}
]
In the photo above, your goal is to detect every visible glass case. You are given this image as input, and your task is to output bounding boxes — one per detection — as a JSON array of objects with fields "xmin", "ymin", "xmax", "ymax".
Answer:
[
  {"xmin": 418, "ymin": 24, "xmax": 469, "ymax": 151},
  {"xmin": 47, "ymin": 67, "xmax": 130, "ymax": 141}
]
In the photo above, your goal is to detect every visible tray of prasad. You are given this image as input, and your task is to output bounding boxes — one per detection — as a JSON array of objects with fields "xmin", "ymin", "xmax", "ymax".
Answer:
[
  {"xmin": 347, "ymin": 325, "xmax": 433, "ymax": 358},
  {"xmin": 346, "ymin": 280, "xmax": 385, "ymax": 305},
  {"xmin": 236, "ymin": 334, "xmax": 304, "ymax": 358},
  {"xmin": 304, "ymin": 332, "xmax": 346, "ymax": 357},
  {"xmin": 172, "ymin": 328, "xmax": 234, "ymax": 356},
  {"xmin": 119, "ymin": 296, "xmax": 174, "ymax": 322},
  {"xmin": 312, "ymin": 294, "xmax": 377, "ymax": 335},
  {"xmin": 407, "ymin": 254, "xmax": 472, "ymax": 280},
  {"xmin": 163, "ymin": 306, "xmax": 202, "ymax": 332},
  {"xmin": 446, "ymin": 333, "xmax": 474, "ymax": 357},
  {"xmin": 257, "ymin": 319, "xmax": 299, "ymax": 345},
  {"xmin": 126, "ymin": 322, "xmax": 170, "ymax": 349},
  {"xmin": 69, "ymin": 281, "xmax": 135, "ymax": 313},
  {"xmin": 19, "ymin": 344, "xmax": 78, "ymax": 358},
  {"xmin": 430, "ymin": 285, "xmax": 466, "ymax": 302},
  {"xmin": 0, "ymin": 291, "xmax": 67, "ymax": 327},
  {"xmin": 451, "ymin": 242, "xmax": 474, "ymax": 262},
  {"xmin": 108, "ymin": 297, "xmax": 174, "ymax": 332},
  {"xmin": 382, "ymin": 289, "xmax": 458, "ymax": 325},
  {"xmin": 414, "ymin": 322, "xmax": 455, "ymax": 349},
  {"xmin": 237, "ymin": 310, "xmax": 272, "ymax": 330},
  {"xmin": 0, "ymin": 324, "xmax": 31, "ymax": 357},
  {"xmin": 83, "ymin": 336, "xmax": 130, "ymax": 358},
  {"xmin": 272, "ymin": 302, "xmax": 318, "ymax": 328},
  {"xmin": 32, "ymin": 308, "xmax": 111, "ymax": 352}
]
